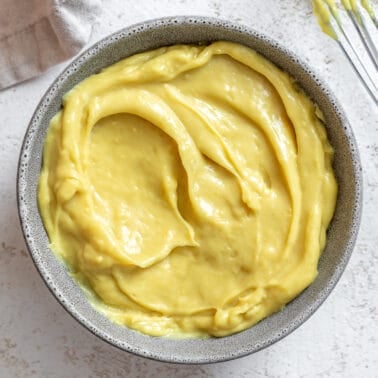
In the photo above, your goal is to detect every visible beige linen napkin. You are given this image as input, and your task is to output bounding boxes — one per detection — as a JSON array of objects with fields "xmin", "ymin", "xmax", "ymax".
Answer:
[{"xmin": 0, "ymin": 0, "xmax": 101, "ymax": 89}]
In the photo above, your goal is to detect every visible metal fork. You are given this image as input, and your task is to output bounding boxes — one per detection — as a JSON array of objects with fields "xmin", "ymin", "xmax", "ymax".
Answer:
[{"xmin": 313, "ymin": 0, "xmax": 378, "ymax": 104}]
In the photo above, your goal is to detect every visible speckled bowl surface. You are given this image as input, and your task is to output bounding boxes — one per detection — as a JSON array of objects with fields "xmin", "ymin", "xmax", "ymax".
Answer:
[{"xmin": 17, "ymin": 16, "xmax": 362, "ymax": 364}]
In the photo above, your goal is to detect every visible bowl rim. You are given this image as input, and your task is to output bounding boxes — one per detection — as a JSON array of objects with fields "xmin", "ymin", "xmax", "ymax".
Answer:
[{"xmin": 17, "ymin": 15, "xmax": 363, "ymax": 364}]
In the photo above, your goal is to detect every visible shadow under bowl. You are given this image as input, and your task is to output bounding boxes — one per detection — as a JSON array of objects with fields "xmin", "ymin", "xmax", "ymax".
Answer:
[{"xmin": 17, "ymin": 16, "xmax": 362, "ymax": 364}]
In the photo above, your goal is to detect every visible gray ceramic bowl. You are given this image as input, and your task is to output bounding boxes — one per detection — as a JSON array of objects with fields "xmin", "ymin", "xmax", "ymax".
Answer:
[{"xmin": 17, "ymin": 16, "xmax": 362, "ymax": 364}]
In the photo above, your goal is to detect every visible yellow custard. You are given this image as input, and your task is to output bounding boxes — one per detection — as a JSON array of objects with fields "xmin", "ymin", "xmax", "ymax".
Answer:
[{"xmin": 38, "ymin": 42, "xmax": 337, "ymax": 337}]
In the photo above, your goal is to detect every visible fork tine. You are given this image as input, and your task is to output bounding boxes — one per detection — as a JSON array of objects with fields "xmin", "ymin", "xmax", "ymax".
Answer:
[
  {"xmin": 334, "ymin": 18, "xmax": 377, "ymax": 89},
  {"xmin": 337, "ymin": 40, "xmax": 378, "ymax": 103},
  {"xmin": 314, "ymin": 0, "xmax": 378, "ymax": 103},
  {"xmin": 360, "ymin": 0, "xmax": 378, "ymax": 28},
  {"xmin": 346, "ymin": 8, "xmax": 378, "ymax": 69}
]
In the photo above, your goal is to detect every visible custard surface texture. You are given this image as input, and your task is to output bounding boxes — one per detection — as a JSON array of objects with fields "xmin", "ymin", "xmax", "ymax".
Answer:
[{"xmin": 38, "ymin": 42, "xmax": 337, "ymax": 337}]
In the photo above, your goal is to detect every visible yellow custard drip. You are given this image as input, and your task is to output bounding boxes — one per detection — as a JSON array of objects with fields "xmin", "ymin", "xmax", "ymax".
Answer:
[
  {"xmin": 313, "ymin": 0, "xmax": 338, "ymax": 38},
  {"xmin": 360, "ymin": 0, "xmax": 376, "ymax": 19},
  {"xmin": 38, "ymin": 42, "xmax": 337, "ymax": 338}
]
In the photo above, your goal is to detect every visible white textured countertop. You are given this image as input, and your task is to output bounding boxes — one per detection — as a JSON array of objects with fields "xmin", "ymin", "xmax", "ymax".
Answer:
[{"xmin": 1, "ymin": 0, "xmax": 377, "ymax": 376}]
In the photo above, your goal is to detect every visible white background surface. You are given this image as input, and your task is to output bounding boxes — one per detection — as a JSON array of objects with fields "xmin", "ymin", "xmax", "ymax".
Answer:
[{"xmin": 1, "ymin": 0, "xmax": 377, "ymax": 377}]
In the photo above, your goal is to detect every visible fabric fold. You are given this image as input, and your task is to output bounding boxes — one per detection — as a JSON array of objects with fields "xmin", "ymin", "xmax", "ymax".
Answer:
[{"xmin": 0, "ymin": 0, "xmax": 101, "ymax": 90}]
